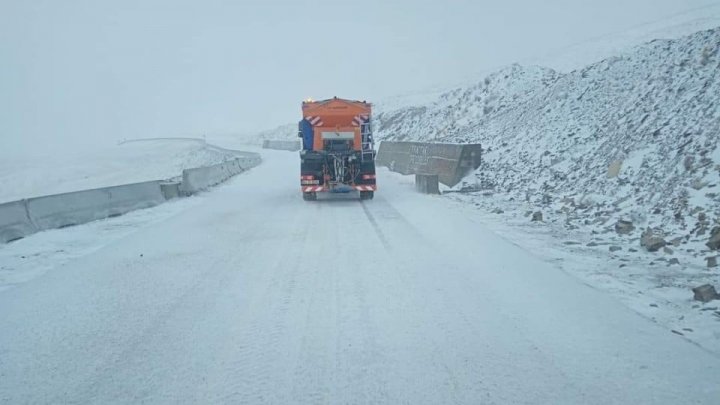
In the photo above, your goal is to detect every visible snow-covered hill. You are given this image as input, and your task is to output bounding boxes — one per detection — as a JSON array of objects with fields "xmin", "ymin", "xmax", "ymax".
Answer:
[{"xmin": 376, "ymin": 27, "xmax": 720, "ymax": 245}]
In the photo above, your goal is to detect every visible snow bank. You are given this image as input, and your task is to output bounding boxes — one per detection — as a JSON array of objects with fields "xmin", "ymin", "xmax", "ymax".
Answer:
[{"xmin": 0, "ymin": 138, "xmax": 238, "ymax": 204}]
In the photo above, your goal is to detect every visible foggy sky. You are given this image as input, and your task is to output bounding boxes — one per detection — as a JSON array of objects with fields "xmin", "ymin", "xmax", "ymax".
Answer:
[{"xmin": 1, "ymin": 0, "xmax": 719, "ymax": 153}]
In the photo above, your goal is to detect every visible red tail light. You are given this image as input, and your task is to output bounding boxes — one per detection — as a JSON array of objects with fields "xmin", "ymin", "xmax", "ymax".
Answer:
[
  {"xmin": 301, "ymin": 175, "xmax": 314, "ymax": 180},
  {"xmin": 362, "ymin": 174, "xmax": 376, "ymax": 180}
]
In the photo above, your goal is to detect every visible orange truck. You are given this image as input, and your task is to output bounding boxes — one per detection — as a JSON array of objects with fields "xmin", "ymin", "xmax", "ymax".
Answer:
[{"xmin": 298, "ymin": 97, "xmax": 377, "ymax": 200}]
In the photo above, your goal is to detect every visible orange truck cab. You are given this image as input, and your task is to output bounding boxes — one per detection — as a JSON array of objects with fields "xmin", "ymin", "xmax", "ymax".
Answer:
[{"xmin": 298, "ymin": 97, "xmax": 376, "ymax": 200}]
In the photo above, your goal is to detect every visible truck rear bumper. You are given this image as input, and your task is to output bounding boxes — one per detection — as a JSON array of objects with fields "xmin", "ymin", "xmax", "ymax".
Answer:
[{"xmin": 302, "ymin": 185, "xmax": 376, "ymax": 193}]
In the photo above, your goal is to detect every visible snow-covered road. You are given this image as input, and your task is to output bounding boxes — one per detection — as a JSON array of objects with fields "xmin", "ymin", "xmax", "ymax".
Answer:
[{"xmin": 1, "ymin": 150, "xmax": 718, "ymax": 404}]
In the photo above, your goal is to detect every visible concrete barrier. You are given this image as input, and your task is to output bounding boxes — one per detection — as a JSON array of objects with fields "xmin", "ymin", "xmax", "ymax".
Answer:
[
  {"xmin": 415, "ymin": 174, "xmax": 440, "ymax": 194},
  {"xmin": 180, "ymin": 154, "xmax": 261, "ymax": 195},
  {"xmin": 262, "ymin": 139, "xmax": 301, "ymax": 151},
  {"xmin": 160, "ymin": 181, "xmax": 181, "ymax": 200},
  {"xmin": 0, "ymin": 147, "xmax": 262, "ymax": 244},
  {"xmin": 0, "ymin": 200, "xmax": 37, "ymax": 243},
  {"xmin": 236, "ymin": 153, "xmax": 262, "ymax": 169},
  {"xmin": 376, "ymin": 141, "xmax": 482, "ymax": 187},
  {"xmin": 26, "ymin": 181, "xmax": 167, "ymax": 231}
]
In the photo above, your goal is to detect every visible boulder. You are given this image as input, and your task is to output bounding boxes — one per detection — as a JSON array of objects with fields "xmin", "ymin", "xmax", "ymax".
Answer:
[
  {"xmin": 641, "ymin": 228, "xmax": 667, "ymax": 252},
  {"xmin": 692, "ymin": 284, "xmax": 720, "ymax": 303},
  {"xmin": 531, "ymin": 211, "xmax": 543, "ymax": 222},
  {"xmin": 707, "ymin": 256, "xmax": 718, "ymax": 268},
  {"xmin": 615, "ymin": 220, "xmax": 635, "ymax": 235},
  {"xmin": 609, "ymin": 246, "xmax": 622, "ymax": 252},
  {"xmin": 607, "ymin": 160, "xmax": 622, "ymax": 178},
  {"xmin": 706, "ymin": 226, "xmax": 720, "ymax": 250},
  {"xmin": 684, "ymin": 155, "xmax": 694, "ymax": 171}
]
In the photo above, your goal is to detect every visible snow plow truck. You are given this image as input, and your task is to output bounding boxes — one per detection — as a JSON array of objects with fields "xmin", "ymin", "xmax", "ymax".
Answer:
[{"xmin": 298, "ymin": 97, "xmax": 376, "ymax": 201}]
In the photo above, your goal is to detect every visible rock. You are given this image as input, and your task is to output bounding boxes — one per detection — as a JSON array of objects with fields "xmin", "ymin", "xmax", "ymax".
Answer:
[
  {"xmin": 587, "ymin": 241, "xmax": 599, "ymax": 247},
  {"xmin": 524, "ymin": 210, "xmax": 534, "ymax": 217},
  {"xmin": 692, "ymin": 178, "xmax": 709, "ymax": 190},
  {"xmin": 491, "ymin": 208, "xmax": 504, "ymax": 214},
  {"xmin": 698, "ymin": 212, "xmax": 707, "ymax": 222},
  {"xmin": 691, "ymin": 178, "xmax": 709, "ymax": 190},
  {"xmin": 615, "ymin": 220, "xmax": 635, "ymax": 235},
  {"xmin": 697, "ymin": 225, "xmax": 707, "ymax": 237},
  {"xmin": 629, "ymin": 248, "xmax": 639, "ymax": 253},
  {"xmin": 607, "ymin": 160, "xmax": 622, "ymax": 178},
  {"xmin": 668, "ymin": 258, "xmax": 680, "ymax": 266},
  {"xmin": 612, "ymin": 195, "xmax": 630, "ymax": 207},
  {"xmin": 609, "ymin": 245, "xmax": 622, "ymax": 252},
  {"xmin": 707, "ymin": 256, "xmax": 718, "ymax": 268},
  {"xmin": 531, "ymin": 211, "xmax": 543, "ymax": 222},
  {"xmin": 692, "ymin": 284, "xmax": 720, "ymax": 303},
  {"xmin": 663, "ymin": 247, "xmax": 674, "ymax": 255},
  {"xmin": 706, "ymin": 226, "xmax": 720, "ymax": 250},
  {"xmin": 684, "ymin": 155, "xmax": 695, "ymax": 171},
  {"xmin": 641, "ymin": 228, "xmax": 667, "ymax": 252},
  {"xmin": 670, "ymin": 237, "xmax": 683, "ymax": 247}
]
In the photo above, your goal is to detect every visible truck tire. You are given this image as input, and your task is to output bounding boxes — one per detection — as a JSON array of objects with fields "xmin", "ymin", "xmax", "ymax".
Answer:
[
  {"xmin": 303, "ymin": 192, "xmax": 317, "ymax": 201},
  {"xmin": 360, "ymin": 191, "xmax": 374, "ymax": 200}
]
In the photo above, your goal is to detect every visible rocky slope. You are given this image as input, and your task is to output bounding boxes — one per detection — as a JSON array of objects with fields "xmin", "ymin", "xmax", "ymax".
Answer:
[{"xmin": 375, "ymin": 27, "xmax": 720, "ymax": 267}]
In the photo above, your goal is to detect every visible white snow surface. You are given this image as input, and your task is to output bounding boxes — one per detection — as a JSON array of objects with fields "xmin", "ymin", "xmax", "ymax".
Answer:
[
  {"xmin": 1, "ymin": 149, "xmax": 719, "ymax": 404},
  {"xmin": 0, "ymin": 138, "xmax": 240, "ymax": 204}
]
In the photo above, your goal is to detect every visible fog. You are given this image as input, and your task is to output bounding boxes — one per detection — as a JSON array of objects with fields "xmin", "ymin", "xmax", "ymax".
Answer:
[{"xmin": 1, "ymin": 0, "xmax": 718, "ymax": 155}]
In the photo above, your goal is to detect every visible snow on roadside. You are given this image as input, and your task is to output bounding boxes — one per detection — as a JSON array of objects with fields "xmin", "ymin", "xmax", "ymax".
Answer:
[
  {"xmin": 381, "ymin": 167, "xmax": 720, "ymax": 353},
  {"xmin": 0, "ymin": 138, "xmax": 239, "ymax": 204},
  {"xmin": 0, "ymin": 196, "xmax": 203, "ymax": 292},
  {"xmin": 0, "ymin": 138, "xmax": 261, "ymax": 292},
  {"xmin": 446, "ymin": 190, "xmax": 720, "ymax": 353}
]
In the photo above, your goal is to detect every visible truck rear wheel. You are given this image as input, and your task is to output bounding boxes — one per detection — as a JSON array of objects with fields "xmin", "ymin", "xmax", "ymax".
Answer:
[
  {"xmin": 303, "ymin": 192, "xmax": 317, "ymax": 201},
  {"xmin": 360, "ymin": 191, "xmax": 374, "ymax": 200}
]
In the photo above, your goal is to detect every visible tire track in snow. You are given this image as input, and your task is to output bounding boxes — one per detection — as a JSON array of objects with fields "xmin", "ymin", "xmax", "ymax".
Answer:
[
  {"xmin": 230, "ymin": 210, "xmax": 310, "ymax": 404},
  {"xmin": 361, "ymin": 200, "xmax": 391, "ymax": 251}
]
